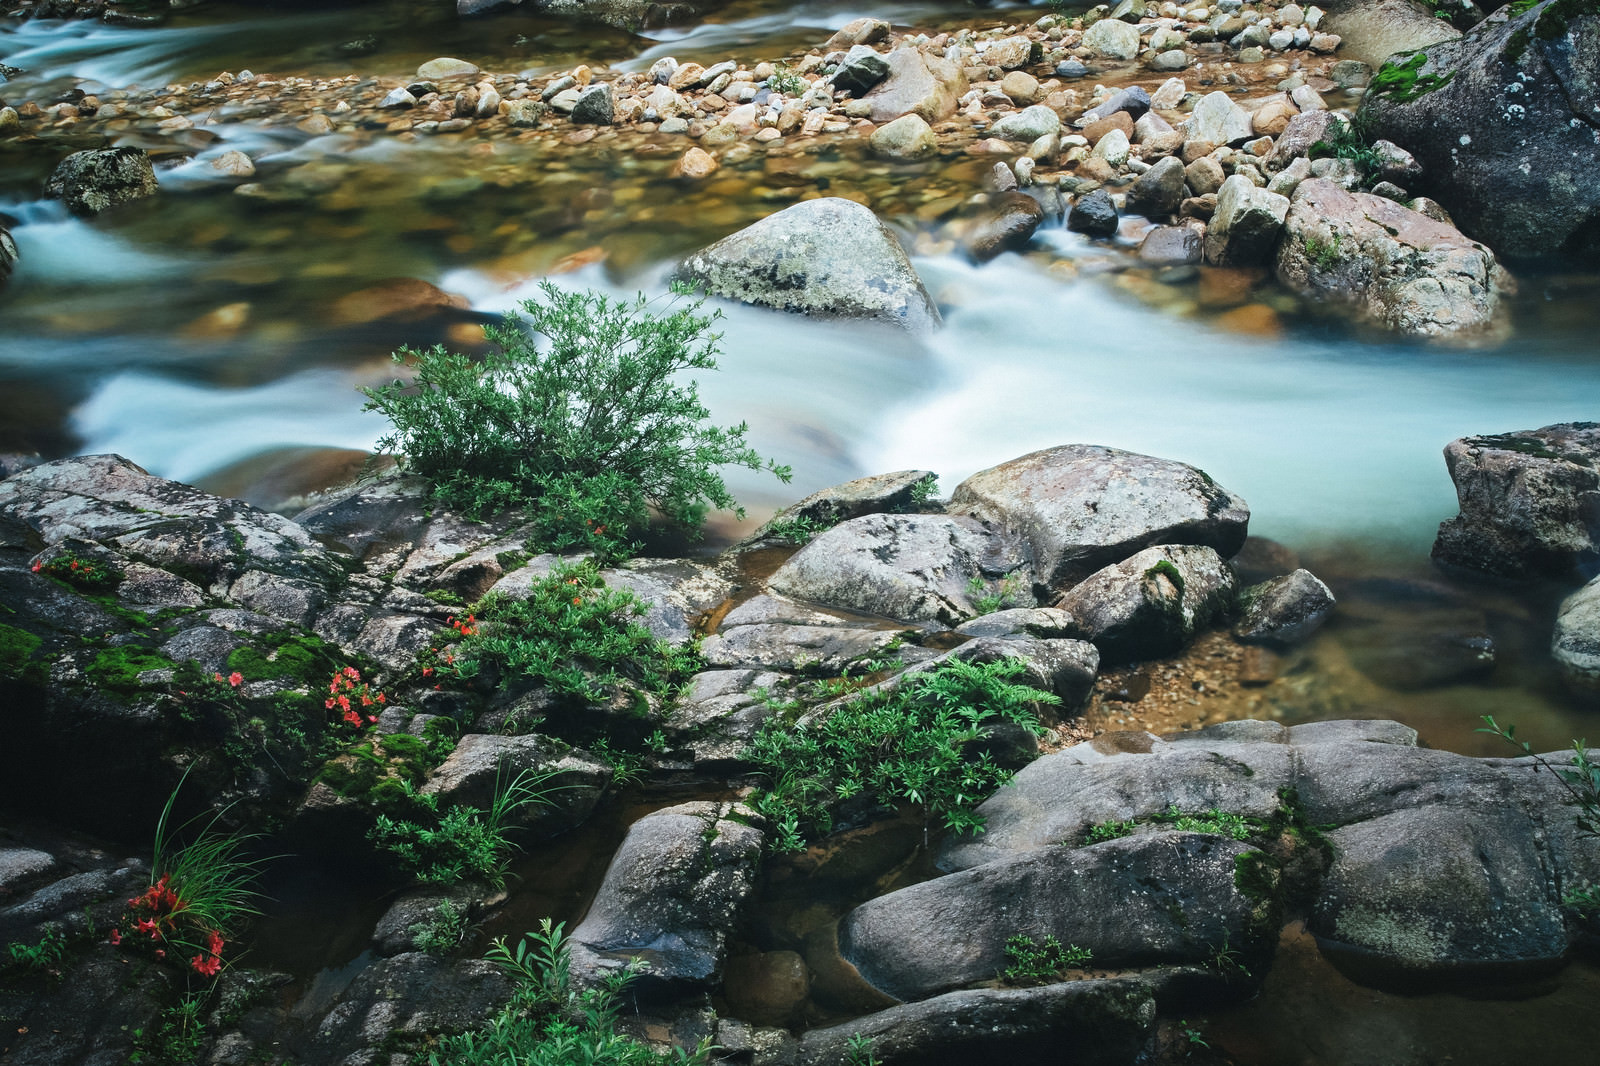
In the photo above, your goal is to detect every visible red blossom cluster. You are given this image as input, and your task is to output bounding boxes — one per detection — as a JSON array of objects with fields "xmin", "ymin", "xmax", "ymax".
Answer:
[
  {"xmin": 447, "ymin": 613, "xmax": 477, "ymax": 637},
  {"xmin": 111, "ymin": 874, "xmax": 226, "ymax": 977},
  {"xmin": 214, "ymin": 671, "xmax": 244, "ymax": 688},
  {"xmin": 325, "ymin": 665, "xmax": 384, "ymax": 727}
]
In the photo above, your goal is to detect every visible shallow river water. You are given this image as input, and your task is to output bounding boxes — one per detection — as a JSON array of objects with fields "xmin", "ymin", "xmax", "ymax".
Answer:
[{"xmin": 3, "ymin": 2, "xmax": 1599, "ymax": 1060}]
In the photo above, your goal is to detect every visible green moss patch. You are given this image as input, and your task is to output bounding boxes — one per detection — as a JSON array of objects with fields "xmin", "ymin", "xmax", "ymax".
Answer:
[
  {"xmin": 1370, "ymin": 52, "xmax": 1456, "ymax": 102},
  {"xmin": 87, "ymin": 646, "xmax": 176, "ymax": 693},
  {"xmin": 0, "ymin": 623, "xmax": 47, "ymax": 686}
]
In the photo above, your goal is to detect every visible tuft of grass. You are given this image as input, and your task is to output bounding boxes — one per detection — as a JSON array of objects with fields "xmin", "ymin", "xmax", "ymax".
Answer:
[{"xmin": 1001, "ymin": 932, "xmax": 1092, "ymax": 984}]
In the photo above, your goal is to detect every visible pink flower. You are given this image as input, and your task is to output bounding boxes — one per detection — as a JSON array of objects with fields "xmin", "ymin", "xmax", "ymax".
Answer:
[{"xmin": 228, "ymin": 671, "xmax": 243, "ymax": 687}]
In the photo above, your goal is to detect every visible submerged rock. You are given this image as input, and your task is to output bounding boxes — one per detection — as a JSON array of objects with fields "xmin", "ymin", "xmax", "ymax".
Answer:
[
  {"xmin": 951, "ymin": 444, "xmax": 1250, "ymax": 590},
  {"xmin": 1233, "ymin": 568, "xmax": 1336, "ymax": 646},
  {"xmin": 673, "ymin": 198, "xmax": 940, "ymax": 331},
  {"xmin": 43, "ymin": 147, "xmax": 158, "ymax": 217},
  {"xmin": 1431, "ymin": 423, "xmax": 1600, "ymax": 580},
  {"xmin": 1552, "ymin": 575, "xmax": 1600, "ymax": 690},
  {"xmin": 1274, "ymin": 179, "xmax": 1509, "ymax": 341}
]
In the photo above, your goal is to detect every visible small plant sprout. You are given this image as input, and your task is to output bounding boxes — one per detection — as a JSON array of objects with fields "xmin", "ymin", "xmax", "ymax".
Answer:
[
  {"xmin": 1002, "ymin": 933, "xmax": 1092, "ymax": 985},
  {"xmin": 1478, "ymin": 716, "xmax": 1600, "ymax": 835}
]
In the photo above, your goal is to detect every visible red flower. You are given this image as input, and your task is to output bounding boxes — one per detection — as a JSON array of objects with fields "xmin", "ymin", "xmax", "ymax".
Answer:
[
  {"xmin": 30, "ymin": 561, "xmax": 41, "ymax": 573},
  {"xmin": 191, "ymin": 952, "xmax": 221, "ymax": 977},
  {"xmin": 109, "ymin": 928, "xmax": 122, "ymax": 945},
  {"xmin": 228, "ymin": 671, "xmax": 243, "ymax": 687}
]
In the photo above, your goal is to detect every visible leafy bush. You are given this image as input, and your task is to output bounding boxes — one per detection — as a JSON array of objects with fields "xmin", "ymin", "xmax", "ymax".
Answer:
[
  {"xmin": 749, "ymin": 657, "xmax": 1057, "ymax": 851},
  {"xmin": 440, "ymin": 561, "xmax": 699, "ymax": 704},
  {"xmin": 362, "ymin": 282, "xmax": 790, "ymax": 549},
  {"xmin": 369, "ymin": 765, "xmax": 556, "ymax": 890},
  {"xmin": 410, "ymin": 901, "xmax": 470, "ymax": 955},
  {"xmin": 429, "ymin": 918, "xmax": 713, "ymax": 1066}
]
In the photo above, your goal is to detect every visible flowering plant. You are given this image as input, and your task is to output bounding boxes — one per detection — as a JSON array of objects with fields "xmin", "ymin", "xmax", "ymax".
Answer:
[
  {"xmin": 110, "ymin": 771, "xmax": 268, "ymax": 979},
  {"xmin": 326, "ymin": 666, "xmax": 385, "ymax": 728},
  {"xmin": 31, "ymin": 549, "xmax": 120, "ymax": 593}
]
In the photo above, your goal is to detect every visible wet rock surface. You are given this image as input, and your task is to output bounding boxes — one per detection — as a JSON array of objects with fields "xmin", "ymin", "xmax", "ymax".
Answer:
[{"xmin": 42, "ymin": 147, "xmax": 158, "ymax": 216}]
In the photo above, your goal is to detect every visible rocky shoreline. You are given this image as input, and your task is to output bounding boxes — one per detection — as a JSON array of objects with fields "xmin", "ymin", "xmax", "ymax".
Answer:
[{"xmin": 1, "ymin": 420, "xmax": 1598, "ymax": 1064}]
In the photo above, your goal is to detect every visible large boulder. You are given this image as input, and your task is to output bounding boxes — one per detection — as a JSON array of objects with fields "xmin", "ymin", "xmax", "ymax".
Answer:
[
  {"xmin": 1233, "ymin": 568, "xmax": 1336, "ymax": 647},
  {"xmin": 44, "ymin": 148, "xmax": 158, "ymax": 217},
  {"xmin": 839, "ymin": 831, "xmax": 1276, "ymax": 1002},
  {"xmin": 768, "ymin": 512, "xmax": 1034, "ymax": 626},
  {"xmin": 419, "ymin": 733, "xmax": 612, "ymax": 837},
  {"xmin": 935, "ymin": 717, "xmax": 1591, "ymax": 981},
  {"xmin": 1431, "ymin": 423, "xmax": 1600, "ymax": 580},
  {"xmin": 861, "ymin": 45, "xmax": 968, "ymax": 125},
  {"xmin": 753, "ymin": 470, "xmax": 937, "ymax": 539},
  {"xmin": 1274, "ymin": 178, "xmax": 1509, "ymax": 341},
  {"xmin": 794, "ymin": 979, "xmax": 1156, "ymax": 1066},
  {"xmin": 567, "ymin": 801, "xmax": 765, "ymax": 990},
  {"xmin": 1053, "ymin": 545, "xmax": 1237, "ymax": 664},
  {"xmin": 1358, "ymin": 2, "xmax": 1600, "ymax": 260},
  {"xmin": 673, "ymin": 198, "xmax": 940, "ymax": 331},
  {"xmin": 1324, "ymin": 0, "xmax": 1461, "ymax": 67},
  {"xmin": 951, "ymin": 445, "xmax": 1249, "ymax": 590}
]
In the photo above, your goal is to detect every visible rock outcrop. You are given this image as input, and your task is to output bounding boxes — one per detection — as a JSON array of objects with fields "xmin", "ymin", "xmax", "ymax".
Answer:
[
  {"xmin": 951, "ymin": 445, "xmax": 1250, "ymax": 590},
  {"xmin": 1358, "ymin": 2, "xmax": 1600, "ymax": 260}
]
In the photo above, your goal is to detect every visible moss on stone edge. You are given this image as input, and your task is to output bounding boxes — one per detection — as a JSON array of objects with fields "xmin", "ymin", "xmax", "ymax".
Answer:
[
  {"xmin": 0, "ymin": 622, "xmax": 47, "ymax": 686},
  {"xmin": 1369, "ymin": 52, "xmax": 1456, "ymax": 102},
  {"xmin": 86, "ymin": 646, "xmax": 177, "ymax": 693}
]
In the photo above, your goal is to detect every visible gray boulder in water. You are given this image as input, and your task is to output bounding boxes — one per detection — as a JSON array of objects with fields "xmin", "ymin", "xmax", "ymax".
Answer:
[
  {"xmin": 673, "ymin": 197, "xmax": 940, "ymax": 330},
  {"xmin": 44, "ymin": 147, "xmax": 158, "ymax": 217},
  {"xmin": 0, "ymin": 224, "xmax": 15, "ymax": 289},
  {"xmin": 1357, "ymin": 2, "xmax": 1600, "ymax": 260}
]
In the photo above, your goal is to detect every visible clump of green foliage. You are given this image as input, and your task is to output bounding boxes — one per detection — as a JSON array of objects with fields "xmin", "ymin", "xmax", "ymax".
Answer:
[
  {"xmin": 1001, "ymin": 933, "xmax": 1092, "ymax": 985},
  {"xmin": 429, "ymin": 918, "xmax": 713, "ymax": 1066},
  {"xmin": 440, "ymin": 562, "xmax": 700, "ymax": 704},
  {"xmin": 968, "ymin": 572, "xmax": 1028, "ymax": 616},
  {"xmin": 762, "ymin": 513, "xmax": 831, "ymax": 545},
  {"xmin": 845, "ymin": 1034, "xmax": 881, "ymax": 1066},
  {"xmin": 1303, "ymin": 232, "xmax": 1344, "ymax": 272},
  {"xmin": 369, "ymin": 765, "xmax": 557, "ymax": 891},
  {"xmin": 129, "ymin": 995, "xmax": 206, "ymax": 1065},
  {"xmin": 410, "ymin": 900, "xmax": 470, "ymax": 955},
  {"xmin": 766, "ymin": 62, "xmax": 807, "ymax": 96},
  {"xmin": 362, "ymin": 282, "xmax": 791, "ymax": 554},
  {"xmin": 749, "ymin": 657, "xmax": 1057, "ymax": 851},
  {"xmin": 5, "ymin": 928, "xmax": 67, "ymax": 974},
  {"xmin": 1368, "ymin": 51, "xmax": 1456, "ymax": 102},
  {"xmin": 1086, "ymin": 806, "xmax": 1266, "ymax": 844},
  {"xmin": 0, "ymin": 622, "xmax": 48, "ymax": 686}
]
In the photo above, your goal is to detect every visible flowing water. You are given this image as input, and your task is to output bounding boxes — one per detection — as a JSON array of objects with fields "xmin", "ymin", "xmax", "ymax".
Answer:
[{"xmin": 3, "ymin": 1, "xmax": 1600, "ymax": 1058}]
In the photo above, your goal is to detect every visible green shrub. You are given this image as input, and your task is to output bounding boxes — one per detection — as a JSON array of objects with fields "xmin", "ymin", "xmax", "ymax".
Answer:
[
  {"xmin": 410, "ymin": 901, "xmax": 470, "ymax": 955},
  {"xmin": 749, "ymin": 657, "xmax": 1057, "ymax": 850},
  {"xmin": 6, "ymin": 928, "xmax": 67, "ymax": 973},
  {"xmin": 430, "ymin": 918, "xmax": 713, "ymax": 1066},
  {"xmin": 445, "ymin": 561, "xmax": 699, "ymax": 704},
  {"xmin": 361, "ymin": 283, "xmax": 790, "ymax": 550}
]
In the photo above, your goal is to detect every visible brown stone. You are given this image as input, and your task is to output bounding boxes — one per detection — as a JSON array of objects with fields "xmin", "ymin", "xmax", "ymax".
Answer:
[
  {"xmin": 1213, "ymin": 303, "xmax": 1282, "ymax": 336},
  {"xmin": 671, "ymin": 146, "xmax": 719, "ymax": 179},
  {"xmin": 1197, "ymin": 265, "xmax": 1266, "ymax": 308},
  {"xmin": 1083, "ymin": 111, "xmax": 1134, "ymax": 146},
  {"xmin": 328, "ymin": 278, "xmax": 470, "ymax": 326}
]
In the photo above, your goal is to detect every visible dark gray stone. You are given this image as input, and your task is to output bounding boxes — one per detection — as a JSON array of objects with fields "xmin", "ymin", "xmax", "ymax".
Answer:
[
  {"xmin": 833, "ymin": 45, "xmax": 891, "ymax": 96},
  {"xmin": 568, "ymin": 801, "xmax": 765, "ymax": 990},
  {"xmin": 1126, "ymin": 156, "xmax": 1187, "ymax": 219},
  {"xmin": 1233, "ymin": 568, "xmax": 1336, "ymax": 647},
  {"xmin": 1053, "ymin": 545, "xmax": 1237, "ymax": 665},
  {"xmin": 571, "ymin": 82, "xmax": 615, "ymax": 125},
  {"xmin": 1067, "ymin": 188, "xmax": 1120, "ymax": 237},
  {"xmin": 421, "ymin": 733, "xmax": 612, "ymax": 837},
  {"xmin": 44, "ymin": 147, "xmax": 158, "ymax": 216},
  {"xmin": 795, "ymin": 978, "xmax": 1156, "ymax": 1066},
  {"xmin": 841, "ymin": 832, "xmax": 1274, "ymax": 1001},
  {"xmin": 965, "ymin": 191, "xmax": 1045, "ymax": 262}
]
